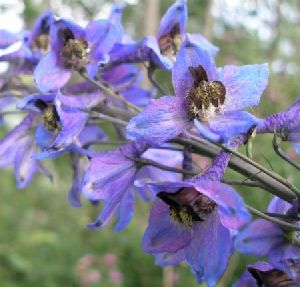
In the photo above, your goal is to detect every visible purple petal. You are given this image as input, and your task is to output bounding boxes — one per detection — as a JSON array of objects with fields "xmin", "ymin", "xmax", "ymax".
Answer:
[
  {"xmin": 123, "ymin": 86, "xmax": 152, "ymax": 107},
  {"xmin": 193, "ymin": 180, "xmax": 251, "ymax": 230},
  {"xmin": 86, "ymin": 19, "xmax": 122, "ymax": 63},
  {"xmin": 77, "ymin": 125, "xmax": 107, "ymax": 147},
  {"xmin": 187, "ymin": 33, "xmax": 219, "ymax": 58},
  {"xmin": 235, "ymin": 219, "xmax": 283, "ymax": 257},
  {"xmin": 269, "ymin": 242, "xmax": 300, "ymax": 266},
  {"xmin": 157, "ymin": 0, "xmax": 187, "ymax": 39},
  {"xmin": 16, "ymin": 93, "xmax": 55, "ymax": 111},
  {"xmin": 114, "ymin": 190, "xmax": 135, "ymax": 231},
  {"xmin": 173, "ymin": 36, "xmax": 217, "ymax": 98},
  {"xmin": 155, "ymin": 250, "xmax": 185, "ymax": 267},
  {"xmin": 218, "ymin": 64, "xmax": 269, "ymax": 112},
  {"xmin": 204, "ymin": 110, "xmax": 258, "ymax": 143},
  {"xmin": 0, "ymin": 29, "xmax": 21, "ymax": 49},
  {"xmin": 185, "ymin": 211, "xmax": 233, "ymax": 287},
  {"xmin": 34, "ymin": 51, "xmax": 72, "ymax": 93},
  {"xmin": 142, "ymin": 200, "xmax": 192, "ymax": 253},
  {"xmin": 268, "ymin": 196, "xmax": 292, "ymax": 214},
  {"xmin": 193, "ymin": 119, "xmax": 221, "ymax": 142},
  {"xmin": 126, "ymin": 96, "xmax": 191, "ymax": 145}
]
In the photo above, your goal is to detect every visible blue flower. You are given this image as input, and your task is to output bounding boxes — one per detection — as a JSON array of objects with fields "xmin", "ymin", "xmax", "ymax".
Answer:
[
  {"xmin": 127, "ymin": 37, "xmax": 268, "ymax": 145},
  {"xmin": 235, "ymin": 196, "xmax": 300, "ymax": 273},
  {"xmin": 34, "ymin": 17, "xmax": 122, "ymax": 92}
]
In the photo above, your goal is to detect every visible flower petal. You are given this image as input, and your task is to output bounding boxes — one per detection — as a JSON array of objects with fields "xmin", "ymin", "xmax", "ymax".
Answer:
[
  {"xmin": 194, "ymin": 180, "xmax": 251, "ymax": 230},
  {"xmin": 156, "ymin": 0, "xmax": 187, "ymax": 39},
  {"xmin": 185, "ymin": 211, "xmax": 233, "ymax": 287},
  {"xmin": 126, "ymin": 96, "xmax": 191, "ymax": 145},
  {"xmin": 235, "ymin": 219, "xmax": 283, "ymax": 257},
  {"xmin": 34, "ymin": 51, "xmax": 72, "ymax": 93},
  {"xmin": 187, "ymin": 33, "xmax": 219, "ymax": 58},
  {"xmin": 218, "ymin": 63, "xmax": 269, "ymax": 112},
  {"xmin": 172, "ymin": 36, "xmax": 217, "ymax": 98},
  {"xmin": 142, "ymin": 200, "xmax": 192, "ymax": 253},
  {"xmin": 155, "ymin": 250, "xmax": 185, "ymax": 267},
  {"xmin": 268, "ymin": 196, "xmax": 291, "ymax": 214}
]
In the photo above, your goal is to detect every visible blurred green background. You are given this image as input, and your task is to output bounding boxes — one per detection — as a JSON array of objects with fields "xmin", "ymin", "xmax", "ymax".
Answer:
[{"xmin": 1, "ymin": 0, "xmax": 300, "ymax": 286}]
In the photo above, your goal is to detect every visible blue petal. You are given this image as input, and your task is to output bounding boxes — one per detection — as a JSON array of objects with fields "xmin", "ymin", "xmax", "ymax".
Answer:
[
  {"xmin": 155, "ymin": 250, "xmax": 185, "ymax": 267},
  {"xmin": 185, "ymin": 211, "xmax": 233, "ymax": 287},
  {"xmin": 157, "ymin": 0, "xmax": 187, "ymax": 39},
  {"xmin": 126, "ymin": 96, "xmax": 191, "ymax": 145},
  {"xmin": 194, "ymin": 119, "xmax": 221, "ymax": 142},
  {"xmin": 187, "ymin": 33, "xmax": 219, "ymax": 58},
  {"xmin": 217, "ymin": 63, "xmax": 269, "ymax": 112},
  {"xmin": 34, "ymin": 51, "xmax": 72, "ymax": 93},
  {"xmin": 235, "ymin": 219, "xmax": 283, "ymax": 257},
  {"xmin": 173, "ymin": 36, "xmax": 217, "ymax": 98},
  {"xmin": 142, "ymin": 200, "xmax": 192, "ymax": 253},
  {"xmin": 114, "ymin": 190, "xmax": 135, "ymax": 231}
]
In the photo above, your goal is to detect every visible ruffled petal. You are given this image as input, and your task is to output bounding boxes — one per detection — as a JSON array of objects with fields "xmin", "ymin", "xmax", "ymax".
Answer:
[
  {"xmin": 172, "ymin": 36, "xmax": 217, "ymax": 98},
  {"xmin": 185, "ymin": 211, "xmax": 233, "ymax": 287},
  {"xmin": 142, "ymin": 200, "xmax": 192, "ymax": 253},
  {"xmin": 126, "ymin": 96, "xmax": 191, "ymax": 145},
  {"xmin": 34, "ymin": 51, "xmax": 72, "ymax": 93},
  {"xmin": 235, "ymin": 219, "xmax": 283, "ymax": 257},
  {"xmin": 218, "ymin": 63, "xmax": 269, "ymax": 112}
]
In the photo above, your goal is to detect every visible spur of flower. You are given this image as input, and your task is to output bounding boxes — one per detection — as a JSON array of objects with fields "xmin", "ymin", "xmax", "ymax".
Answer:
[
  {"xmin": 257, "ymin": 98, "xmax": 300, "ymax": 154},
  {"xmin": 126, "ymin": 36, "xmax": 268, "ymax": 145}
]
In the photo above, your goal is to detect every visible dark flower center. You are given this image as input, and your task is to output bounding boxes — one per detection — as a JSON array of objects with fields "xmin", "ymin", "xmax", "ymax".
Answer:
[
  {"xmin": 60, "ymin": 28, "xmax": 89, "ymax": 69},
  {"xmin": 248, "ymin": 267, "xmax": 296, "ymax": 287},
  {"xmin": 158, "ymin": 24, "xmax": 182, "ymax": 62},
  {"xmin": 187, "ymin": 65, "xmax": 226, "ymax": 122},
  {"xmin": 43, "ymin": 105, "xmax": 61, "ymax": 133},
  {"xmin": 158, "ymin": 187, "xmax": 217, "ymax": 228},
  {"xmin": 32, "ymin": 34, "xmax": 50, "ymax": 54}
]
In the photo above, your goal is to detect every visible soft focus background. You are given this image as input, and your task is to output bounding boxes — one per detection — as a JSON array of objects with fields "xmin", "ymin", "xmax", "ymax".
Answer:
[{"xmin": 0, "ymin": 0, "xmax": 300, "ymax": 286}]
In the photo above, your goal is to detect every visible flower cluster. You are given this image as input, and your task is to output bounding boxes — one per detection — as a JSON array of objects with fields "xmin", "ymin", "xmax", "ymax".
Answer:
[{"xmin": 1, "ymin": 1, "xmax": 300, "ymax": 286}]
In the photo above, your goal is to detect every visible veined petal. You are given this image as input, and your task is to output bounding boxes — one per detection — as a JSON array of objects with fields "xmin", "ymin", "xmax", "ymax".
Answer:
[
  {"xmin": 126, "ymin": 96, "xmax": 191, "ymax": 145},
  {"xmin": 235, "ymin": 219, "xmax": 283, "ymax": 257},
  {"xmin": 205, "ymin": 110, "xmax": 258, "ymax": 143},
  {"xmin": 185, "ymin": 211, "xmax": 233, "ymax": 287},
  {"xmin": 193, "ymin": 180, "xmax": 251, "ymax": 230},
  {"xmin": 218, "ymin": 63, "xmax": 269, "ymax": 112},
  {"xmin": 142, "ymin": 200, "xmax": 192, "ymax": 253},
  {"xmin": 157, "ymin": 0, "xmax": 187, "ymax": 39},
  {"xmin": 173, "ymin": 37, "xmax": 217, "ymax": 98},
  {"xmin": 34, "ymin": 51, "xmax": 72, "ymax": 93},
  {"xmin": 114, "ymin": 190, "xmax": 135, "ymax": 231}
]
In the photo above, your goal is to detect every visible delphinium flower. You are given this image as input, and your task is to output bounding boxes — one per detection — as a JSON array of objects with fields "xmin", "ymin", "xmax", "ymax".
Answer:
[
  {"xmin": 257, "ymin": 98, "xmax": 300, "ymax": 153},
  {"xmin": 142, "ymin": 136, "xmax": 251, "ymax": 286},
  {"xmin": 235, "ymin": 196, "xmax": 300, "ymax": 274},
  {"xmin": 126, "ymin": 37, "xmax": 268, "ymax": 145},
  {"xmin": 81, "ymin": 141, "xmax": 184, "ymax": 231},
  {"xmin": 34, "ymin": 15, "xmax": 122, "ymax": 92},
  {"xmin": 108, "ymin": 0, "xmax": 218, "ymax": 71},
  {"xmin": 0, "ymin": 112, "xmax": 50, "ymax": 188},
  {"xmin": 0, "ymin": 11, "xmax": 54, "ymax": 64},
  {"xmin": 233, "ymin": 261, "xmax": 299, "ymax": 287}
]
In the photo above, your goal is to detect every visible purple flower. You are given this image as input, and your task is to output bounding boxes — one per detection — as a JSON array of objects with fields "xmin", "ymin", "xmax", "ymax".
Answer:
[
  {"xmin": 142, "ymin": 138, "xmax": 250, "ymax": 286},
  {"xmin": 0, "ymin": 11, "xmax": 55, "ymax": 63},
  {"xmin": 34, "ymin": 17, "xmax": 122, "ymax": 92},
  {"xmin": 126, "ymin": 38, "xmax": 268, "ymax": 145},
  {"xmin": 233, "ymin": 261, "xmax": 298, "ymax": 287},
  {"xmin": 108, "ymin": 0, "xmax": 218, "ymax": 70},
  {"xmin": 235, "ymin": 196, "xmax": 300, "ymax": 272},
  {"xmin": 257, "ymin": 98, "xmax": 300, "ymax": 154},
  {"xmin": 0, "ymin": 112, "xmax": 50, "ymax": 188},
  {"xmin": 81, "ymin": 141, "xmax": 184, "ymax": 231}
]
